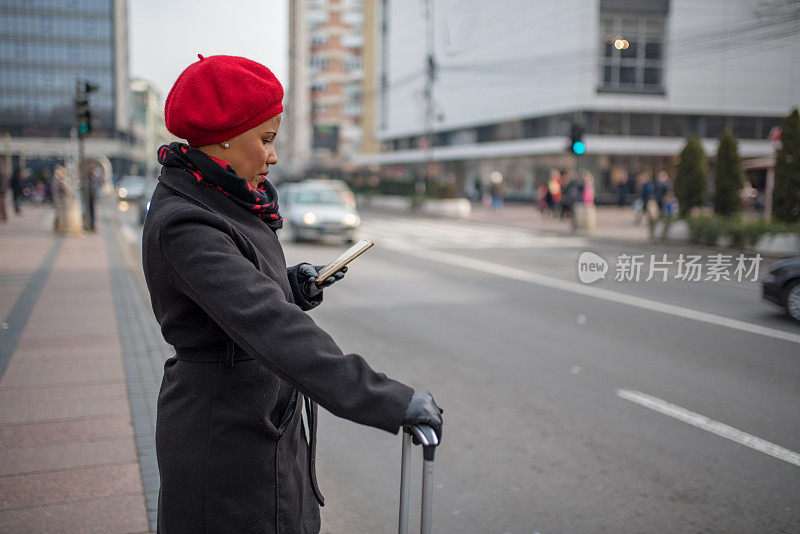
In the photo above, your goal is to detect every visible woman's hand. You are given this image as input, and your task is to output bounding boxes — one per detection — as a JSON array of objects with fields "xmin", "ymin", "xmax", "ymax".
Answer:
[
  {"xmin": 297, "ymin": 263, "xmax": 348, "ymax": 299},
  {"xmin": 401, "ymin": 390, "xmax": 443, "ymax": 442}
]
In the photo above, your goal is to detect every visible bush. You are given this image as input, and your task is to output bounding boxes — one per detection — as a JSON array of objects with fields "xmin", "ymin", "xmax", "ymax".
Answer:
[
  {"xmin": 679, "ymin": 214, "xmax": 800, "ymax": 247},
  {"xmin": 714, "ymin": 130, "xmax": 744, "ymax": 216},
  {"xmin": 426, "ymin": 179, "xmax": 457, "ymax": 199},
  {"xmin": 376, "ymin": 177, "xmax": 415, "ymax": 196},
  {"xmin": 675, "ymin": 136, "xmax": 708, "ymax": 217},
  {"xmin": 773, "ymin": 108, "xmax": 800, "ymax": 223}
]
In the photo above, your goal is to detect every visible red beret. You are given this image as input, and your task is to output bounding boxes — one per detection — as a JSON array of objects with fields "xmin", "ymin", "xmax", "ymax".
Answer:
[{"xmin": 165, "ymin": 54, "xmax": 284, "ymax": 147}]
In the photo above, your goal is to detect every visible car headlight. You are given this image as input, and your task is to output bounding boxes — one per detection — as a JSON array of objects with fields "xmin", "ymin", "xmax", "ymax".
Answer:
[
  {"xmin": 118, "ymin": 187, "xmax": 128, "ymax": 198},
  {"xmin": 343, "ymin": 213, "xmax": 360, "ymax": 227},
  {"xmin": 302, "ymin": 212, "xmax": 317, "ymax": 225}
]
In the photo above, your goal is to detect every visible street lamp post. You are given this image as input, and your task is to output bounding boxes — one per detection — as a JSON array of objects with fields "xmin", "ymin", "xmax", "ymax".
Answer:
[{"xmin": 419, "ymin": 0, "xmax": 436, "ymax": 198}]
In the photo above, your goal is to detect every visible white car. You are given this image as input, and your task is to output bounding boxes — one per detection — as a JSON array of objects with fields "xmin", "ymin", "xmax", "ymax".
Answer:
[{"xmin": 279, "ymin": 180, "xmax": 360, "ymax": 243}]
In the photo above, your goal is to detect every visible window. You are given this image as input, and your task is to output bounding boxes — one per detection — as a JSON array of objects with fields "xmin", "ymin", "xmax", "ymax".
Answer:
[
  {"xmin": 342, "ymin": 101, "xmax": 361, "ymax": 116},
  {"xmin": 732, "ymin": 117, "xmax": 758, "ymax": 139},
  {"xmin": 705, "ymin": 116, "xmax": 728, "ymax": 138},
  {"xmin": 310, "ymin": 34, "xmax": 328, "ymax": 47},
  {"xmin": 598, "ymin": 113, "xmax": 624, "ymax": 135},
  {"xmin": 343, "ymin": 57, "xmax": 363, "ymax": 73},
  {"xmin": 309, "ymin": 56, "xmax": 328, "ymax": 72},
  {"xmin": 310, "ymin": 80, "xmax": 328, "ymax": 92},
  {"xmin": 599, "ymin": 13, "xmax": 665, "ymax": 93},
  {"xmin": 629, "ymin": 113, "xmax": 655, "ymax": 136},
  {"xmin": 660, "ymin": 114, "xmax": 685, "ymax": 137}
]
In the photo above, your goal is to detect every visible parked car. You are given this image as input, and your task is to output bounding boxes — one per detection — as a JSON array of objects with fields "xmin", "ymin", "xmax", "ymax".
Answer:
[
  {"xmin": 116, "ymin": 175, "xmax": 149, "ymax": 202},
  {"xmin": 278, "ymin": 180, "xmax": 360, "ymax": 243},
  {"xmin": 761, "ymin": 256, "xmax": 800, "ymax": 322}
]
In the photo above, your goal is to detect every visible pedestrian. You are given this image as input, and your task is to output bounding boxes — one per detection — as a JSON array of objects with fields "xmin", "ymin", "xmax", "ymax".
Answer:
[
  {"xmin": 489, "ymin": 171, "xmax": 504, "ymax": 211},
  {"xmin": 142, "ymin": 54, "xmax": 443, "ymax": 534},
  {"xmin": 560, "ymin": 170, "xmax": 577, "ymax": 219},
  {"xmin": 10, "ymin": 166, "xmax": 23, "ymax": 214},
  {"xmin": 616, "ymin": 173, "xmax": 629, "ymax": 208},
  {"xmin": 52, "ymin": 165, "xmax": 72, "ymax": 232},
  {"xmin": 581, "ymin": 171, "xmax": 595, "ymax": 205},
  {"xmin": 654, "ymin": 170, "xmax": 670, "ymax": 215},
  {"xmin": 535, "ymin": 181, "xmax": 547, "ymax": 214},
  {"xmin": 547, "ymin": 169, "xmax": 562, "ymax": 218},
  {"xmin": 635, "ymin": 173, "xmax": 656, "ymax": 225},
  {"xmin": 474, "ymin": 177, "xmax": 483, "ymax": 203},
  {"xmin": 0, "ymin": 165, "xmax": 8, "ymax": 223}
]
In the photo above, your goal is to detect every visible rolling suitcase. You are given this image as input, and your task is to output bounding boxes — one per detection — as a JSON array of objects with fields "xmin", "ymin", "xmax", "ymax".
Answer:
[{"xmin": 398, "ymin": 424, "xmax": 440, "ymax": 534}]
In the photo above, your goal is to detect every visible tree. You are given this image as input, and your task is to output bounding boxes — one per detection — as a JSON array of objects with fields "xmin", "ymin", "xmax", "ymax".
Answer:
[
  {"xmin": 713, "ymin": 129, "xmax": 744, "ymax": 216},
  {"xmin": 773, "ymin": 108, "xmax": 800, "ymax": 223},
  {"xmin": 675, "ymin": 136, "xmax": 708, "ymax": 217}
]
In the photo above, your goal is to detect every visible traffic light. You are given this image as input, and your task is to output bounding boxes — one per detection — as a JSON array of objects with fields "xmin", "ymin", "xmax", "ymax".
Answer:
[
  {"xmin": 75, "ymin": 81, "xmax": 98, "ymax": 138},
  {"xmin": 75, "ymin": 97, "xmax": 91, "ymax": 136},
  {"xmin": 569, "ymin": 122, "xmax": 586, "ymax": 155}
]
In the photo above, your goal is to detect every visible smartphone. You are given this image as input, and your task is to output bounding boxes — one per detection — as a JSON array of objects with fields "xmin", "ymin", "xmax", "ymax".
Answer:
[{"xmin": 315, "ymin": 239, "xmax": 374, "ymax": 285}]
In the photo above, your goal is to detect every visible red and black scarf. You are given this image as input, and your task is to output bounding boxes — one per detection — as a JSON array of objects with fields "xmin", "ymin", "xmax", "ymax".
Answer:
[{"xmin": 157, "ymin": 142, "xmax": 283, "ymax": 231}]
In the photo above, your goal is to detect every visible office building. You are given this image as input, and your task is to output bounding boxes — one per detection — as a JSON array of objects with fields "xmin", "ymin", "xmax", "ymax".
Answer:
[
  {"xmin": 0, "ymin": 0, "xmax": 142, "ymax": 179},
  {"xmin": 356, "ymin": 0, "xmax": 800, "ymax": 201}
]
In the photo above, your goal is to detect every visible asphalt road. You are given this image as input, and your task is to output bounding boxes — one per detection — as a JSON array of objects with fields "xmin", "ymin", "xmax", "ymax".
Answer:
[{"xmin": 118, "ymin": 204, "xmax": 800, "ymax": 533}]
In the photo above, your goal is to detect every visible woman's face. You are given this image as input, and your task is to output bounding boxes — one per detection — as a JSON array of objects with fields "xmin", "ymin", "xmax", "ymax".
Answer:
[{"xmin": 222, "ymin": 114, "xmax": 282, "ymax": 189}]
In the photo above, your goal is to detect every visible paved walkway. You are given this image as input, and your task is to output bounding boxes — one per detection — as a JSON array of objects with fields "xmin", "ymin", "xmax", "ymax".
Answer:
[
  {"xmin": 0, "ymin": 205, "xmax": 149, "ymax": 533},
  {"xmin": 467, "ymin": 201, "xmax": 651, "ymax": 243}
]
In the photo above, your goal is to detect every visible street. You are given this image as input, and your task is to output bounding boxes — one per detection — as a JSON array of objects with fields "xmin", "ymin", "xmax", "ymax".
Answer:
[{"xmin": 113, "ymin": 205, "xmax": 800, "ymax": 533}]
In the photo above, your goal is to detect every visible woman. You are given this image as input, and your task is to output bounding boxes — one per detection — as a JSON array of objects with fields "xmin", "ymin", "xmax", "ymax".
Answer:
[{"xmin": 142, "ymin": 54, "xmax": 442, "ymax": 533}]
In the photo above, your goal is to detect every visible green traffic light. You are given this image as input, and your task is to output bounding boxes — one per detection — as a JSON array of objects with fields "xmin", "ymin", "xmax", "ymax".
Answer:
[{"xmin": 79, "ymin": 123, "xmax": 90, "ymax": 134}]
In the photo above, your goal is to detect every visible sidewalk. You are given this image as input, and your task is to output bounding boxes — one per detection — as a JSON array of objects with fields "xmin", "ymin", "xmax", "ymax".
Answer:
[
  {"xmin": 0, "ymin": 205, "xmax": 149, "ymax": 532},
  {"xmin": 467, "ymin": 201, "xmax": 651, "ymax": 243}
]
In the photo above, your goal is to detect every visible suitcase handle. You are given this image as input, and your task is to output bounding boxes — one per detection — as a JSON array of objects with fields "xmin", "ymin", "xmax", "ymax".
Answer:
[
  {"xmin": 399, "ymin": 424, "xmax": 439, "ymax": 534},
  {"xmin": 408, "ymin": 424, "xmax": 439, "ymax": 460}
]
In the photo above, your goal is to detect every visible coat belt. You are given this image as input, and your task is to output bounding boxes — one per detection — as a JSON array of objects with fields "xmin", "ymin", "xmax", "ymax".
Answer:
[{"xmin": 174, "ymin": 341, "xmax": 252, "ymax": 368}]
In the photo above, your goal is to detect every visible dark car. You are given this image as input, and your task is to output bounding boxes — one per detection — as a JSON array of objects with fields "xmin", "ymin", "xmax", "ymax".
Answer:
[{"xmin": 762, "ymin": 256, "xmax": 800, "ymax": 322}]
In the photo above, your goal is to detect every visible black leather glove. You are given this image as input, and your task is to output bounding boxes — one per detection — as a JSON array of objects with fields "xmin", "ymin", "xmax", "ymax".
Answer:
[
  {"xmin": 401, "ymin": 390, "xmax": 443, "ymax": 442},
  {"xmin": 297, "ymin": 263, "xmax": 347, "ymax": 300}
]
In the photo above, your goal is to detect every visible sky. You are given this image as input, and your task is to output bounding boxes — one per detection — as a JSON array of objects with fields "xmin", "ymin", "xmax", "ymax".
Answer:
[{"xmin": 128, "ymin": 0, "xmax": 289, "ymax": 102}]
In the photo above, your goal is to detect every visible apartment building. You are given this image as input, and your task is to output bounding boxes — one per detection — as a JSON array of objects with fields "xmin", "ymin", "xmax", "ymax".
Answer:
[{"xmin": 285, "ymin": 0, "xmax": 366, "ymax": 177}]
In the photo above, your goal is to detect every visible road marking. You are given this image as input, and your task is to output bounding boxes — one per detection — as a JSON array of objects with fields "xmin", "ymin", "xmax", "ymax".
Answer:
[
  {"xmin": 616, "ymin": 389, "xmax": 800, "ymax": 468},
  {"xmin": 389, "ymin": 247, "xmax": 800, "ymax": 344},
  {"xmin": 0, "ymin": 238, "xmax": 63, "ymax": 379}
]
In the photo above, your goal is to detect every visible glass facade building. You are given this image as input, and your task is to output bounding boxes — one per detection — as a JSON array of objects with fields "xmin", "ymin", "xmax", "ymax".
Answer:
[{"xmin": 0, "ymin": 0, "xmax": 117, "ymax": 138}]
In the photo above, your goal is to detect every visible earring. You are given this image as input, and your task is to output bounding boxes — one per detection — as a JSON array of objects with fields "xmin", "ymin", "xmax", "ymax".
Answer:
[{"xmin": 223, "ymin": 142, "xmax": 230, "ymax": 148}]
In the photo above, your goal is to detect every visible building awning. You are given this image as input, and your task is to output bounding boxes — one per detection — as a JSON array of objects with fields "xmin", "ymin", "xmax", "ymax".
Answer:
[{"xmin": 350, "ymin": 135, "xmax": 775, "ymax": 166}]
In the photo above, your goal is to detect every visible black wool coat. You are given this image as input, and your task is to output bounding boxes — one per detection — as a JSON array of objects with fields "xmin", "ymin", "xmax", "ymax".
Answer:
[{"xmin": 142, "ymin": 167, "xmax": 414, "ymax": 533}]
